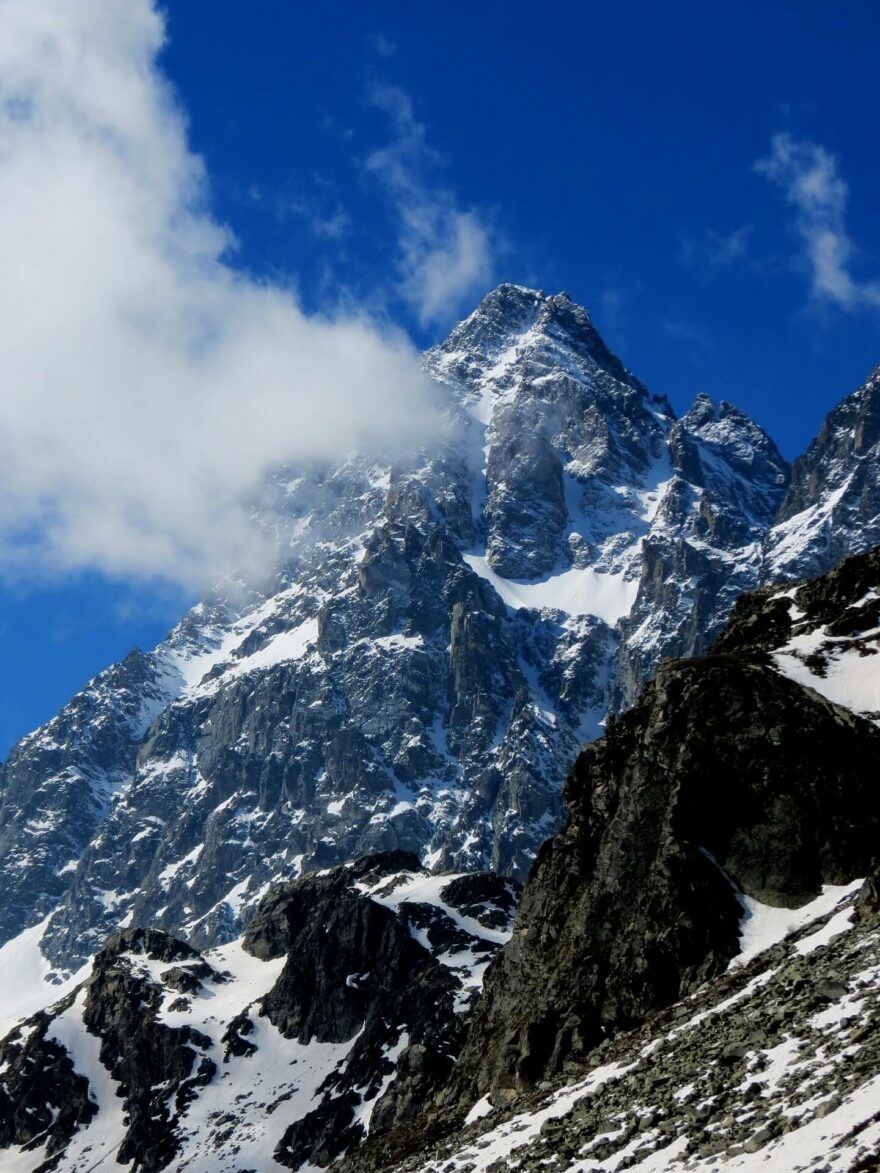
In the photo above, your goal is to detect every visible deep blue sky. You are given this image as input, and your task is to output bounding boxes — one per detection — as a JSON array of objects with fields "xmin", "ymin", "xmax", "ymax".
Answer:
[{"xmin": 2, "ymin": 0, "xmax": 879, "ymax": 755}]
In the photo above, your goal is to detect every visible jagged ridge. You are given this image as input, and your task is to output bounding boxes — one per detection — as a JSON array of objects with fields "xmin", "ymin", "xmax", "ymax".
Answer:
[{"xmin": 0, "ymin": 284, "xmax": 875, "ymax": 985}]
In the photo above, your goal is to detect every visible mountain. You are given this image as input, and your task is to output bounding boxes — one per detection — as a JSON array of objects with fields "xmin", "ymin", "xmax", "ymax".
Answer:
[
  {"xmin": 0, "ymin": 854, "xmax": 519, "ymax": 1171},
  {"xmin": 613, "ymin": 392, "xmax": 789, "ymax": 708},
  {"xmin": 342, "ymin": 545, "xmax": 880, "ymax": 1173},
  {"xmin": 352, "ymin": 873, "xmax": 880, "ymax": 1173},
  {"xmin": 766, "ymin": 365, "xmax": 880, "ymax": 580},
  {"xmin": 1, "ymin": 547, "xmax": 878, "ymax": 1173},
  {"xmin": 446, "ymin": 547, "xmax": 880, "ymax": 1109},
  {"xmin": 0, "ymin": 285, "xmax": 875, "ymax": 982}
]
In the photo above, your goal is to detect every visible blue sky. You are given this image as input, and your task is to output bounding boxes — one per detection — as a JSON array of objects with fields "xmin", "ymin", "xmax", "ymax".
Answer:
[{"xmin": 1, "ymin": 0, "xmax": 879, "ymax": 754}]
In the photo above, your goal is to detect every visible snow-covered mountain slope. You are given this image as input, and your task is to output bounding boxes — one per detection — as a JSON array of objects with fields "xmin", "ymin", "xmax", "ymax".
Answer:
[
  {"xmin": 612, "ymin": 393, "xmax": 789, "ymax": 707},
  {"xmin": 356, "ymin": 875, "xmax": 880, "ymax": 1173},
  {"xmin": 337, "ymin": 552, "xmax": 880, "ymax": 1173},
  {"xmin": 0, "ymin": 649, "xmax": 178, "ymax": 950},
  {"xmin": 766, "ymin": 364, "xmax": 880, "ymax": 580},
  {"xmin": 716, "ymin": 545, "xmax": 880, "ymax": 724},
  {"xmin": 0, "ymin": 854, "xmax": 518, "ymax": 1172},
  {"xmin": 2, "ymin": 551, "xmax": 880, "ymax": 1173},
  {"xmin": 0, "ymin": 284, "xmax": 875, "ymax": 979}
]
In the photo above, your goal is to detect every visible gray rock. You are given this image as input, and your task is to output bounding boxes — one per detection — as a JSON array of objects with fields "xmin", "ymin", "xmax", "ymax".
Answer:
[{"xmin": 0, "ymin": 287, "xmax": 877, "ymax": 996}]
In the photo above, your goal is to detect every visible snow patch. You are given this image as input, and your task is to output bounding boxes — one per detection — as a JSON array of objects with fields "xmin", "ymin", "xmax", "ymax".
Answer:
[
  {"xmin": 462, "ymin": 554, "xmax": 637, "ymax": 623},
  {"xmin": 732, "ymin": 880, "xmax": 863, "ymax": 968},
  {"xmin": 0, "ymin": 918, "xmax": 89, "ymax": 1038}
]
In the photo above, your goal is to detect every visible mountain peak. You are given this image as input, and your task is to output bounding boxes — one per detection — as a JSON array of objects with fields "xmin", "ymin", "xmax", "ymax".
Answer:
[
  {"xmin": 682, "ymin": 392, "xmax": 781, "ymax": 440},
  {"xmin": 766, "ymin": 362, "xmax": 880, "ymax": 579},
  {"xmin": 428, "ymin": 282, "xmax": 642, "ymax": 397},
  {"xmin": 467, "ymin": 282, "xmax": 599, "ymax": 341}
]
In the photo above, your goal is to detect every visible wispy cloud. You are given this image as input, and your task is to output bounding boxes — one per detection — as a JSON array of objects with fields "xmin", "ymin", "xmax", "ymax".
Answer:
[
  {"xmin": 680, "ymin": 225, "xmax": 751, "ymax": 269},
  {"xmin": 659, "ymin": 317, "xmax": 713, "ymax": 352},
  {"xmin": 366, "ymin": 83, "xmax": 495, "ymax": 327},
  {"xmin": 0, "ymin": 0, "xmax": 438, "ymax": 590},
  {"xmin": 706, "ymin": 225, "xmax": 751, "ymax": 265},
  {"xmin": 248, "ymin": 182, "xmax": 351, "ymax": 240},
  {"xmin": 367, "ymin": 32, "xmax": 397, "ymax": 59},
  {"xmin": 756, "ymin": 132, "xmax": 880, "ymax": 309}
]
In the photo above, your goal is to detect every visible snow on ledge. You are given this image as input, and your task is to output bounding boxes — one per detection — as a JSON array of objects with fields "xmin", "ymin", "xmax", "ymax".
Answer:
[
  {"xmin": 462, "ymin": 554, "xmax": 637, "ymax": 624},
  {"xmin": 772, "ymin": 627, "xmax": 880, "ymax": 720},
  {"xmin": 465, "ymin": 1095, "xmax": 493, "ymax": 1125},
  {"xmin": 731, "ymin": 879, "xmax": 863, "ymax": 969}
]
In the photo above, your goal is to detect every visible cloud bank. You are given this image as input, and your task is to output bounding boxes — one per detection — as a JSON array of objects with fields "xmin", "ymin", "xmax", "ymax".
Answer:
[
  {"xmin": 0, "ymin": 0, "xmax": 439, "ymax": 588},
  {"xmin": 756, "ymin": 133, "xmax": 880, "ymax": 310}
]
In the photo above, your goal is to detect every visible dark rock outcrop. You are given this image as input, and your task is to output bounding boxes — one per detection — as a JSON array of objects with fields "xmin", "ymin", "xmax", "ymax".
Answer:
[
  {"xmin": 81, "ymin": 929, "xmax": 217, "ymax": 1171},
  {"xmin": 452, "ymin": 653, "xmax": 880, "ymax": 1104},
  {"xmin": 717, "ymin": 545, "xmax": 880, "ymax": 661},
  {"xmin": 854, "ymin": 861, "xmax": 880, "ymax": 925},
  {"xmin": 333, "ymin": 555, "xmax": 880, "ymax": 1173},
  {"xmin": 244, "ymin": 855, "xmax": 516, "ymax": 1168},
  {"xmin": 0, "ymin": 1000, "xmax": 95, "ymax": 1161},
  {"xmin": 0, "ymin": 855, "xmax": 518, "ymax": 1171},
  {"xmin": 344, "ymin": 882, "xmax": 880, "ymax": 1173}
]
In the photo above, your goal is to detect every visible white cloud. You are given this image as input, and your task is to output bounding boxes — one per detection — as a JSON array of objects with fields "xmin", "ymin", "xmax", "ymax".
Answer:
[
  {"xmin": 0, "ymin": 0, "xmax": 439, "ymax": 589},
  {"xmin": 756, "ymin": 132, "xmax": 880, "ymax": 309},
  {"xmin": 366, "ymin": 83, "xmax": 494, "ymax": 326}
]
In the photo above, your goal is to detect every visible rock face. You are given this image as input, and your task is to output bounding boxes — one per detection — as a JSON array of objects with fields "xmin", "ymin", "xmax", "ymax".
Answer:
[
  {"xmin": 438, "ymin": 547, "xmax": 880, "ymax": 1108},
  {"xmin": 243, "ymin": 855, "xmax": 482, "ymax": 1170},
  {"xmin": 0, "ymin": 284, "xmax": 876, "ymax": 981},
  {"xmin": 430, "ymin": 285, "xmax": 673, "ymax": 581},
  {"xmin": 0, "ymin": 996, "xmax": 96, "ymax": 1161},
  {"xmin": 0, "ymin": 854, "xmax": 519, "ymax": 1172},
  {"xmin": 352, "ymin": 882, "xmax": 880, "ymax": 1173},
  {"xmin": 716, "ymin": 544, "xmax": 880, "ymax": 723},
  {"xmin": 612, "ymin": 394, "xmax": 790, "ymax": 708},
  {"xmin": 767, "ymin": 366, "xmax": 880, "ymax": 580},
  {"xmin": 451, "ymin": 662, "xmax": 880, "ymax": 1105},
  {"xmin": 332, "ymin": 551, "xmax": 880, "ymax": 1173},
  {"xmin": 81, "ymin": 929, "xmax": 219, "ymax": 1171},
  {"xmin": 0, "ymin": 648, "xmax": 174, "ymax": 947},
  {"xmin": 0, "ymin": 561, "xmax": 878, "ymax": 1173}
]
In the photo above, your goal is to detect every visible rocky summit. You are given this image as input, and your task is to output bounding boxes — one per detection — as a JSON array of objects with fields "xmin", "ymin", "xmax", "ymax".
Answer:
[
  {"xmin": 0, "ymin": 286, "xmax": 879, "ymax": 1171},
  {"xmin": 2, "ymin": 285, "xmax": 877, "ymax": 980}
]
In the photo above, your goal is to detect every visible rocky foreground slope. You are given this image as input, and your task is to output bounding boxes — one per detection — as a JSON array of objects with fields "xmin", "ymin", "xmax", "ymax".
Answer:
[
  {"xmin": 352, "ymin": 873, "xmax": 880, "ymax": 1173},
  {"xmin": 2, "ymin": 286, "xmax": 879, "ymax": 981},
  {"xmin": 342, "ymin": 546, "xmax": 880, "ymax": 1172},
  {"xmin": 0, "ymin": 548, "xmax": 878, "ymax": 1172}
]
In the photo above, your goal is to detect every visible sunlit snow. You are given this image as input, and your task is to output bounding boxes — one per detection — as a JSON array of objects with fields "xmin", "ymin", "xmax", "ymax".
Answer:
[{"xmin": 462, "ymin": 554, "xmax": 637, "ymax": 623}]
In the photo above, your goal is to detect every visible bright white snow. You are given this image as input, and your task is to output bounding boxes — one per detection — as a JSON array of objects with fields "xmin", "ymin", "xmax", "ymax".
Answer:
[
  {"xmin": 732, "ymin": 881, "xmax": 863, "ymax": 968},
  {"xmin": 0, "ymin": 918, "xmax": 89, "ymax": 1037},
  {"xmin": 462, "ymin": 554, "xmax": 637, "ymax": 624},
  {"xmin": 773, "ymin": 626, "xmax": 880, "ymax": 719}
]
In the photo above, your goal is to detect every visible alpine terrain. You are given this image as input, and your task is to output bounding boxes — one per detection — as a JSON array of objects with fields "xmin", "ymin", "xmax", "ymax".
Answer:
[
  {"xmin": 0, "ymin": 285, "xmax": 878, "ymax": 1171},
  {"xmin": 1, "ymin": 544, "xmax": 879, "ymax": 1172}
]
